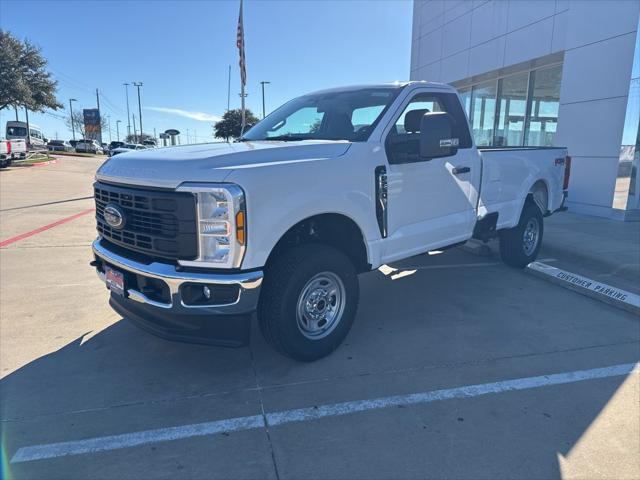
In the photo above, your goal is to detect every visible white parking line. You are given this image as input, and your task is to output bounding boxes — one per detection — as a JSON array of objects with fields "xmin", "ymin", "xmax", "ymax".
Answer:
[{"xmin": 11, "ymin": 362, "xmax": 637, "ymax": 464}]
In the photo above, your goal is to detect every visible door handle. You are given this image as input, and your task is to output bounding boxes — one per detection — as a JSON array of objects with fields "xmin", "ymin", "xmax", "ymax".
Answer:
[{"xmin": 452, "ymin": 166, "xmax": 471, "ymax": 175}]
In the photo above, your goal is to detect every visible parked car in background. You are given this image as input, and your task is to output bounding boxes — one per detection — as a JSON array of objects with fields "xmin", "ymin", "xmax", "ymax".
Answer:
[
  {"xmin": 0, "ymin": 139, "xmax": 13, "ymax": 168},
  {"xmin": 107, "ymin": 141, "xmax": 125, "ymax": 156},
  {"xmin": 142, "ymin": 139, "xmax": 157, "ymax": 147},
  {"xmin": 75, "ymin": 139, "xmax": 103, "ymax": 154},
  {"xmin": 69, "ymin": 140, "xmax": 79, "ymax": 149},
  {"xmin": 109, "ymin": 143, "xmax": 146, "ymax": 156},
  {"xmin": 47, "ymin": 139, "xmax": 73, "ymax": 152},
  {"xmin": 5, "ymin": 121, "xmax": 47, "ymax": 150},
  {"xmin": 0, "ymin": 138, "xmax": 27, "ymax": 168}
]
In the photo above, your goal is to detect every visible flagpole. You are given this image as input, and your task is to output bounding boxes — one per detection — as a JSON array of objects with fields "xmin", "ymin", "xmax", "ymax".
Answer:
[
  {"xmin": 238, "ymin": 0, "xmax": 247, "ymax": 137},
  {"xmin": 241, "ymin": 82, "xmax": 246, "ymax": 137}
]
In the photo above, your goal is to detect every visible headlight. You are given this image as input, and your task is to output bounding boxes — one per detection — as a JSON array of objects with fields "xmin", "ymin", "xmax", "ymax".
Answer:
[{"xmin": 176, "ymin": 183, "xmax": 246, "ymax": 269}]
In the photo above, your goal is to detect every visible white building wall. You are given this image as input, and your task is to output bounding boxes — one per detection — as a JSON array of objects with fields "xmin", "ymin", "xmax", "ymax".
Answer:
[{"xmin": 411, "ymin": 0, "xmax": 640, "ymax": 218}]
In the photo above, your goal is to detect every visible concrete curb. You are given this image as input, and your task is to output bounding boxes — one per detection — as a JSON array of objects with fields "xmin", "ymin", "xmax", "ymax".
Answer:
[
  {"xmin": 527, "ymin": 261, "xmax": 640, "ymax": 315},
  {"xmin": 13, "ymin": 159, "xmax": 57, "ymax": 167}
]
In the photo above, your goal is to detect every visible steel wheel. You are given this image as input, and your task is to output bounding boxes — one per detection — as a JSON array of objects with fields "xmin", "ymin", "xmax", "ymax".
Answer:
[
  {"xmin": 296, "ymin": 271, "xmax": 346, "ymax": 340},
  {"xmin": 522, "ymin": 217, "xmax": 540, "ymax": 256}
]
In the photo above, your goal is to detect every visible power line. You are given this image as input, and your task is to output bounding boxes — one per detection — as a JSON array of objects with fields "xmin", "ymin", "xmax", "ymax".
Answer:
[{"xmin": 100, "ymin": 92, "xmax": 125, "ymax": 115}]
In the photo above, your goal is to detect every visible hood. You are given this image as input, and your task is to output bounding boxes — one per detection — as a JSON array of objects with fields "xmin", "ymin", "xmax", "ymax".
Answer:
[{"xmin": 96, "ymin": 140, "xmax": 351, "ymax": 189}]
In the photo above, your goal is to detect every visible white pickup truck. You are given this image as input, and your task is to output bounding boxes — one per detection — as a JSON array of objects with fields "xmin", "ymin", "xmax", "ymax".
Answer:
[
  {"xmin": 0, "ymin": 138, "xmax": 27, "ymax": 168},
  {"xmin": 92, "ymin": 82, "xmax": 570, "ymax": 361}
]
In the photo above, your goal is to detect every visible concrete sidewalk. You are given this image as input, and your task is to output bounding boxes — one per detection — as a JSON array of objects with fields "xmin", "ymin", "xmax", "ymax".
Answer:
[{"xmin": 540, "ymin": 211, "xmax": 640, "ymax": 295}]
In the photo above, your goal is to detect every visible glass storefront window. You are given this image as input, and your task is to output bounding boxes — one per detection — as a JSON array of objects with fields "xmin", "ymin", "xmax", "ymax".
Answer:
[
  {"xmin": 613, "ymin": 18, "xmax": 640, "ymax": 212},
  {"xmin": 470, "ymin": 81, "xmax": 497, "ymax": 146},
  {"xmin": 459, "ymin": 87, "xmax": 471, "ymax": 119},
  {"xmin": 525, "ymin": 65, "xmax": 562, "ymax": 146},
  {"xmin": 495, "ymin": 72, "xmax": 528, "ymax": 146}
]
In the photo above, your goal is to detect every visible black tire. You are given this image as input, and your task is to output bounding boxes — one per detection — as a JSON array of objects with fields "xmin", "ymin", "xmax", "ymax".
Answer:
[
  {"xmin": 499, "ymin": 200, "xmax": 544, "ymax": 268},
  {"xmin": 258, "ymin": 244, "xmax": 359, "ymax": 361}
]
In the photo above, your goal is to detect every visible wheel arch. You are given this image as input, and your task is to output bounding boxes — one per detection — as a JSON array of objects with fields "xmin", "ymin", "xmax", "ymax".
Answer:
[
  {"xmin": 528, "ymin": 178, "xmax": 550, "ymax": 214},
  {"xmin": 265, "ymin": 213, "xmax": 371, "ymax": 273}
]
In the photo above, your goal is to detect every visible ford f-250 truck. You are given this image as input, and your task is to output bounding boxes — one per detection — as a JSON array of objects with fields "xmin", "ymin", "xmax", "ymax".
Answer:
[{"xmin": 92, "ymin": 82, "xmax": 570, "ymax": 361}]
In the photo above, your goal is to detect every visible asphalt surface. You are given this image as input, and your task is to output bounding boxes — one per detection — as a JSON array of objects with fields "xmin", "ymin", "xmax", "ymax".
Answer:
[{"xmin": 1, "ymin": 157, "xmax": 638, "ymax": 479}]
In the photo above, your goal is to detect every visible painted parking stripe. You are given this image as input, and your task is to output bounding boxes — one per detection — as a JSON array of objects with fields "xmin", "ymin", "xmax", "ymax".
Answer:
[
  {"xmin": 527, "ymin": 262, "xmax": 640, "ymax": 315},
  {"xmin": 11, "ymin": 362, "xmax": 638, "ymax": 464},
  {"xmin": 0, "ymin": 208, "xmax": 94, "ymax": 248}
]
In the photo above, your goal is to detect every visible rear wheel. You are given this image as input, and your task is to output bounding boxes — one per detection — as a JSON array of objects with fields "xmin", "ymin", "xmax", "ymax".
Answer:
[
  {"xmin": 258, "ymin": 244, "xmax": 359, "ymax": 361},
  {"xmin": 499, "ymin": 201, "xmax": 544, "ymax": 268}
]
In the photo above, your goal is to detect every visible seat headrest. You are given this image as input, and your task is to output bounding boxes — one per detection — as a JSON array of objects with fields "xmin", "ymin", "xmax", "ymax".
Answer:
[{"xmin": 404, "ymin": 108, "xmax": 430, "ymax": 133}]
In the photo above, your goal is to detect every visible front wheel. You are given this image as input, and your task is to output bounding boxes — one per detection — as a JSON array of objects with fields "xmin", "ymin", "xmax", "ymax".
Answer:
[
  {"xmin": 499, "ymin": 201, "xmax": 544, "ymax": 268},
  {"xmin": 258, "ymin": 244, "xmax": 359, "ymax": 361}
]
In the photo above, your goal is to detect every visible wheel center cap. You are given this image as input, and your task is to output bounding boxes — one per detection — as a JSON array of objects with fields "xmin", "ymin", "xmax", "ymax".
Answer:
[{"xmin": 306, "ymin": 289, "xmax": 329, "ymax": 317}]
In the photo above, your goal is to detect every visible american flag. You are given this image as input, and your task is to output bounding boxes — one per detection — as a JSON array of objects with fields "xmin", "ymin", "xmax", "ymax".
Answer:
[{"xmin": 237, "ymin": 0, "xmax": 246, "ymax": 87}]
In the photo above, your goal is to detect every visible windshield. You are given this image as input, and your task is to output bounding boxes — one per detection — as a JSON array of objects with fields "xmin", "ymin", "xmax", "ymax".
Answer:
[
  {"xmin": 7, "ymin": 126, "xmax": 27, "ymax": 137},
  {"xmin": 242, "ymin": 86, "xmax": 403, "ymax": 142}
]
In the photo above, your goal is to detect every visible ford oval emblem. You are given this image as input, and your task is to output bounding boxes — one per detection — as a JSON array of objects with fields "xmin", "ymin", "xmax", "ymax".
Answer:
[{"xmin": 104, "ymin": 204, "xmax": 125, "ymax": 230}]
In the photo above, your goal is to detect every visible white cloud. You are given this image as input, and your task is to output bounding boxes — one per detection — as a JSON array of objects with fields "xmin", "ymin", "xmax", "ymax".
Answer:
[{"xmin": 144, "ymin": 107, "xmax": 221, "ymax": 122}]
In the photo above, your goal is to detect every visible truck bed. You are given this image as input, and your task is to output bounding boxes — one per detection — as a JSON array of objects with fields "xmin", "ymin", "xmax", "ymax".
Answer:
[{"xmin": 477, "ymin": 146, "xmax": 568, "ymax": 230}]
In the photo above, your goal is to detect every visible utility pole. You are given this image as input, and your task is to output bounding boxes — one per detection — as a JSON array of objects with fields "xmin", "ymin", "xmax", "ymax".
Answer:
[
  {"xmin": 69, "ymin": 98, "xmax": 77, "ymax": 141},
  {"xmin": 96, "ymin": 88, "xmax": 103, "ymax": 144},
  {"xmin": 133, "ymin": 82, "xmax": 143, "ymax": 139},
  {"xmin": 116, "ymin": 120, "xmax": 121, "ymax": 141},
  {"xmin": 123, "ymin": 83, "xmax": 131, "ymax": 138},
  {"xmin": 153, "ymin": 127, "xmax": 157, "ymax": 145},
  {"xmin": 14, "ymin": 105, "xmax": 18, "ymax": 121},
  {"xmin": 24, "ymin": 107, "xmax": 30, "ymax": 147},
  {"xmin": 227, "ymin": 65, "xmax": 231, "ymax": 111},
  {"xmin": 260, "ymin": 81, "xmax": 271, "ymax": 118},
  {"xmin": 132, "ymin": 113, "xmax": 137, "ymax": 142}
]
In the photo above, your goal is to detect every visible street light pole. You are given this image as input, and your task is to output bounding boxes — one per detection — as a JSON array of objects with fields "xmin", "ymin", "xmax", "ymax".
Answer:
[
  {"xmin": 260, "ymin": 81, "xmax": 271, "ymax": 119},
  {"xmin": 69, "ymin": 98, "xmax": 77, "ymax": 140},
  {"xmin": 133, "ymin": 82, "xmax": 143, "ymax": 140},
  {"xmin": 116, "ymin": 120, "xmax": 121, "ymax": 141},
  {"xmin": 227, "ymin": 65, "xmax": 231, "ymax": 112},
  {"xmin": 106, "ymin": 115, "xmax": 112, "ymax": 142},
  {"xmin": 123, "ymin": 83, "xmax": 131, "ymax": 138}
]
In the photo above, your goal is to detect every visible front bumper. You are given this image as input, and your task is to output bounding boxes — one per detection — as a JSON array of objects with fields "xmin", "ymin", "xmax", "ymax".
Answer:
[{"xmin": 92, "ymin": 238, "xmax": 263, "ymax": 346}]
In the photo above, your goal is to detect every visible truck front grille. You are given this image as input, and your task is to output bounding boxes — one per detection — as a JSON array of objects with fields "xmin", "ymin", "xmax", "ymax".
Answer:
[{"xmin": 94, "ymin": 182, "xmax": 198, "ymax": 261}]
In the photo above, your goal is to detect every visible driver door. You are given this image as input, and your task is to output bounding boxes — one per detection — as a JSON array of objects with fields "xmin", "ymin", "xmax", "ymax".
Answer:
[{"xmin": 380, "ymin": 90, "xmax": 479, "ymax": 263}]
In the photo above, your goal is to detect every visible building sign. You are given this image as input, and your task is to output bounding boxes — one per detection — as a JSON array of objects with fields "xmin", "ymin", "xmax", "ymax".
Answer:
[{"xmin": 83, "ymin": 109, "xmax": 102, "ymax": 143}]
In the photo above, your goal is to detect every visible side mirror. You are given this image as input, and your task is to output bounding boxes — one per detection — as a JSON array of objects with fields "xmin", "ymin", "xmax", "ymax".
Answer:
[{"xmin": 419, "ymin": 112, "xmax": 459, "ymax": 159}]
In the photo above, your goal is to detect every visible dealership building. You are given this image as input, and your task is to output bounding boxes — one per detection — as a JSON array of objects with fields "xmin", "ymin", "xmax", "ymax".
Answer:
[{"xmin": 411, "ymin": 0, "xmax": 640, "ymax": 220}]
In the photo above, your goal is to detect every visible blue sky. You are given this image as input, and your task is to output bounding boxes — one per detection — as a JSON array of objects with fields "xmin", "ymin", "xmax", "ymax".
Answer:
[{"xmin": 0, "ymin": 0, "xmax": 413, "ymax": 143}]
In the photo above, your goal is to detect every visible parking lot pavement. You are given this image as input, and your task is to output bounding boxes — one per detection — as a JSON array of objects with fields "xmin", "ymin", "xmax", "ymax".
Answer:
[{"xmin": 1, "ymin": 159, "xmax": 639, "ymax": 479}]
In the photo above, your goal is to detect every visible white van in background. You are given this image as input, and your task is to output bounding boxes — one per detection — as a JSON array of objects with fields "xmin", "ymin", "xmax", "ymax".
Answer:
[{"xmin": 5, "ymin": 121, "xmax": 47, "ymax": 150}]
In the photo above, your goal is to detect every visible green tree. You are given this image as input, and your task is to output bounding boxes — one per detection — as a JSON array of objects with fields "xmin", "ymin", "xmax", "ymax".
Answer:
[
  {"xmin": 0, "ymin": 30, "xmax": 62, "ymax": 112},
  {"xmin": 213, "ymin": 108, "xmax": 259, "ymax": 141}
]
